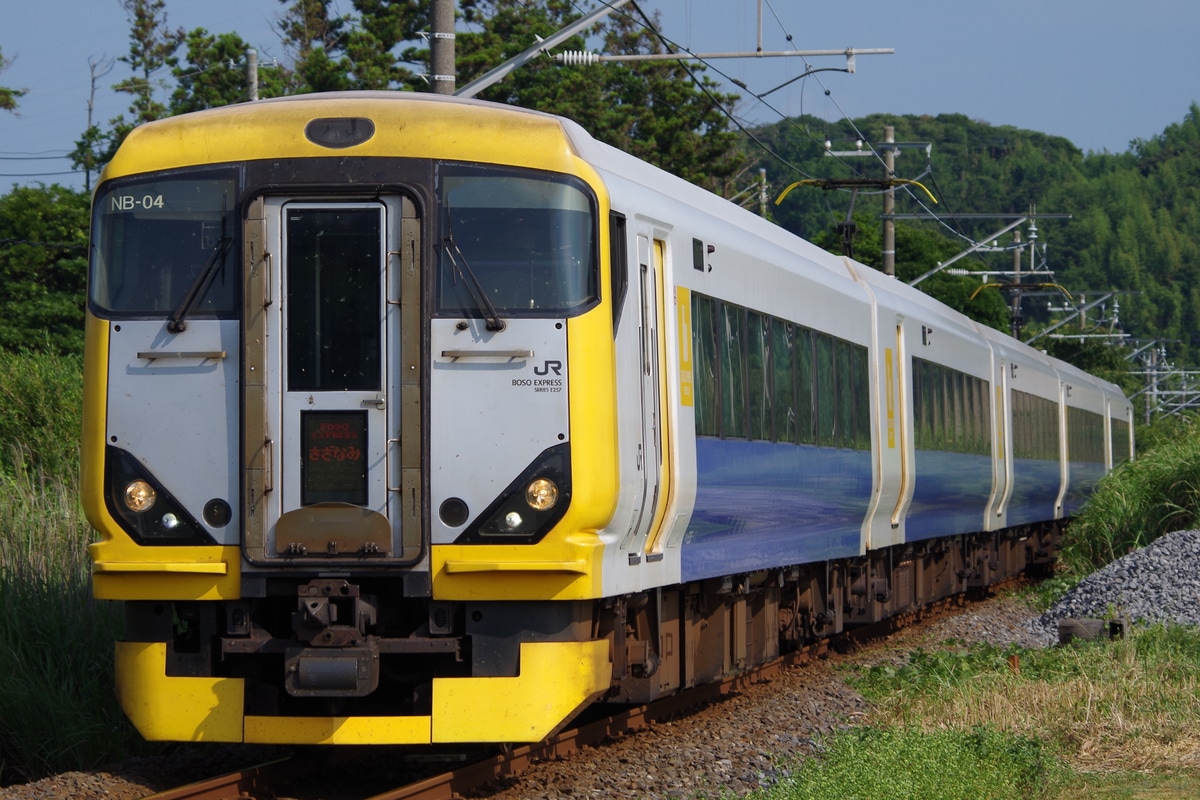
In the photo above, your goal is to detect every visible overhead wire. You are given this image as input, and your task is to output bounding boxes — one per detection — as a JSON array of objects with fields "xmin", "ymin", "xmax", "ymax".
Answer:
[
  {"xmin": 590, "ymin": 0, "xmax": 896, "ymax": 200},
  {"xmin": 584, "ymin": 0, "xmax": 1010, "ymax": 258},
  {"xmin": 603, "ymin": 0, "xmax": 814, "ymax": 182},
  {"xmin": 607, "ymin": 0, "xmax": 891, "ymax": 230},
  {"xmin": 740, "ymin": 1, "xmax": 1021, "ymax": 261}
]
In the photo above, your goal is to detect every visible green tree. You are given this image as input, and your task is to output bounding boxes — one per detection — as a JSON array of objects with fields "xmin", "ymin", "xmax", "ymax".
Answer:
[
  {"xmin": 455, "ymin": 0, "xmax": 744, "ymax": 188},
  {"xmin": 0, "ymin": 46, "xmax": 26, "ymax": 112},
  {"xmin": 0, "ymin": 186, "xmax": 89, "ymax": 355},
  {"xmin": 170, "ymin": 30, "xmax": 260, "ymax": 113},
  {"xmin": 72, "ymin": 0, "xmax": 185, "ymax": 174},
  {"xmin": 810, "ymin": 210, "xmax": 1011, "ymax": 333},
  {"xmin": 1039, "ymin": 324, "xmax": 1137, "ymax": 395},
  {"xmin": 343, "ymin": 0, "xmax": 424, "ymax": 89},
  {"xmin": 276, "ymin": 0, "xmax": 353, "ymax": 92},
  {"xmin": 112, "ymin": 0, "xmax": 185, "ymax": 127},
  {"xmin": 596, "ymin": 7, "xmax": 743, "ymax": 189},
  {"xmin": 748, "ymin": 106, "xmax": 1200, "ymax": 362}
]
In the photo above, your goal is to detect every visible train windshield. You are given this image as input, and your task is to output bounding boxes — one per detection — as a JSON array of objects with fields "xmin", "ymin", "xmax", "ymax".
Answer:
[
  {"xmin": 436, "ymin": 165, "xmax": 598, "ymax": 318},
  {"xmin": 90, "ymin": 170, "xmax": 238, "ymax": 318}
]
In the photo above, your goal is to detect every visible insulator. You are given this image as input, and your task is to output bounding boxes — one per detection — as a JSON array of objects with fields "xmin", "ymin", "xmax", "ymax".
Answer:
[{"xmin": 556, "ymin": 50, "xmax": 600, "ymax": 66}]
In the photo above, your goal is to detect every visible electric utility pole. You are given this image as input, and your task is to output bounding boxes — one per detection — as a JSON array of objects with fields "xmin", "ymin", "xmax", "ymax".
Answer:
[
  {"xmin": 883, "ymin": 126, "xmax": 895, "ymax": 276},
  {"xmin": 431, "ymin": 0, "xmax": 456, "ymax": 94}
]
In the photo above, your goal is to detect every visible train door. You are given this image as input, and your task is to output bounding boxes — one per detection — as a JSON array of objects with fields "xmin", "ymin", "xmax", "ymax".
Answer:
[
  {"xmin": 888, "ymin": 321, "xmax": 913, "ymax": 532},
  {"xmin": 990, "ymin": 359, "xmax": 1013, "ymax": 523},
  {"xmin": 633, "ymin": 235, "xmax": 672, "ymax": 558},
  {"xmin": 244, "ymin": 196, "xmax": 421, "ymax": 565}
]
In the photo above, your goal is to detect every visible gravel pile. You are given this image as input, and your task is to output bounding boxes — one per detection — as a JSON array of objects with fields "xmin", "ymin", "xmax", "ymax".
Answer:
[{"xmin": 1025, "ymin": 527, "xmax": 1200, "ymax": 645}]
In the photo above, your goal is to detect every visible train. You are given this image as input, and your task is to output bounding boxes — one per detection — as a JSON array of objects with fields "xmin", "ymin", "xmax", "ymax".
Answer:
[{"xmin": 83, "ymin": 91, "xmax": 1133, "ymax": 745}]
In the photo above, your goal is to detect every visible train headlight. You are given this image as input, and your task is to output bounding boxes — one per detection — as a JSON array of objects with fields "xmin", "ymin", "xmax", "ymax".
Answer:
[
  {"xmin": 459, "ymin": 443, "xmax": 571, "ymax": 544},
  {"xmin": 525, "ymin": 478, "xmax": 559, "ymax": 511},
  {"xmin": 106, "ymin": 446, "xmax": 216, "ymax": 546},
  {"xmin": 124, "ymin": 480, "xmax": 157, "ymax": 513}
]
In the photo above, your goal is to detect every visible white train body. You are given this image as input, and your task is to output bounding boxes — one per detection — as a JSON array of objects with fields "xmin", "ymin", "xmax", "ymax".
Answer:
[{"xmin": 84, "ymin": 93, "xmax": 1131, "ymax": 745}]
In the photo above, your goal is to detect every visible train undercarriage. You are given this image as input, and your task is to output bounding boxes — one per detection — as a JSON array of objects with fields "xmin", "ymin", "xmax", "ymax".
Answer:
[{"xmin": 118, "ymin": 522, "xmax": 1060, "ymax": 743}]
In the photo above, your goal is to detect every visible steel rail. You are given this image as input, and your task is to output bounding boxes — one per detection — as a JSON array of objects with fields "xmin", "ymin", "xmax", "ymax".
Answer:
[{"xmin": 139, "ymin": 585, "xmax": 1017, "ymax": 800}]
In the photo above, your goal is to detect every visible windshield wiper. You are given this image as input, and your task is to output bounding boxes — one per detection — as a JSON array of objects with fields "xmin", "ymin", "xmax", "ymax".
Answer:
[
  {"xmin": 442, "ymin": 210, "xmax": 506, "ymax": 333},
  {"xmin": 168, "ymin": 206, "xmax": 234, "ymax": 334}
]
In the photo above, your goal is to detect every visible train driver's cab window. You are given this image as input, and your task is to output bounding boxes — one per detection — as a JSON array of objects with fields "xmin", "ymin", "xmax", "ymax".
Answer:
[
  {"xmin": 436, "ymin": 165, "xmax": 599, "ymax": 318},
  {"xmin": 89, "ymin": 169, "xmax": 238, "ymax": 319}
]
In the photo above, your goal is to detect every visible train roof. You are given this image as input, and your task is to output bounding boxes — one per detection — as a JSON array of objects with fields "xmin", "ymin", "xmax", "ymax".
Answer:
[
  {"xmin": 103, "ymin": 92, "xmax": 1131, "ymax": 406},
  {"xmin": 102, "ymin": 91, "xmax": 590, "ymax": 184}
]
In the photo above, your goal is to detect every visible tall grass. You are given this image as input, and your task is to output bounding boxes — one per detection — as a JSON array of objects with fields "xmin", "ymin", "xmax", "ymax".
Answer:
[
  {"xmin": 0, "ymin": 352, "xmax": 147, "ymax": 785},
  {"xmin": 1060, "ymin": 415, "xmax": 1200, "ymax": 575},
  {"xmin": 753, "ymin": 725, "xmax": 1063, "ymax": 800},
  {"xmin": 0, "ymin": 352, "xmax": 87, "ymax": 480},
  {"xmin": 752, "ymin": 625, "xmax": 1200, "ymax": 799},
  {"xmin": 850, "ymin": 626, "xmax": 1200, "ymax": 776}
]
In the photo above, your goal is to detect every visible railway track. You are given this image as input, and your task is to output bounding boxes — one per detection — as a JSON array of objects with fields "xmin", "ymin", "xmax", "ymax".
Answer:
[
  {"xmin": 142, "ymin": 591, "xmax": 1007, "ymax": 800},
  {"xmin": 141, "ymin": 639, "xmax": 833, "ymax": 800}
]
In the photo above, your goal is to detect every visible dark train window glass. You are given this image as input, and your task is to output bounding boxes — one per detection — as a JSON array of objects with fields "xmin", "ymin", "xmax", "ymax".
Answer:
[
  {"xmin": 952, "ymin": 370, "xmax": 966, "ymax": 450},
  {"xmin": 911, "ymin": 359, "xmax": 926, "ymax": 449},
  {"xmin": 960, "ymin": 373, "xmax": 971, "ymax": 448},
  {"xmin": 692, "ymin": 238, "xmax": 706, "ymax": 271},
  {"xmin": 936, "ymin": 365, "xmax": 949, "ymax": 449},
  {"xmin": 967, "ymin": 377, "xmax": 980, "ymax": 451},
  {"xmin": 1013, "ymin": 389, "xmax": 1057, "ymax": 460},
  {"xmin": 916, "ymin": 362, "xmax": 936, "ymax": 450},
  {"xmin": 1013, "ymin": 390, "xmax": 1028, "ymax": 458},
  {"xmin": 720, "ymin": 304, "xmax": 746, "ymax": 438},
  {"xmin": 977, "ymin": 377, "xmax": 992, "ymax": 452},
  {"xmin": 609, "ymin": 212, "xmax": 628, "ymax": 330},
  {"xmin": 90, "ymin": 170, "xmax": 239, "ymax": 318},
  {"xmin": 692, "ymin": 295, "xmax": 720, "ymax": 436},
  {"xmin": 436, "ymin": 165, "xmax": 598, "ymax": 317},
  {"xmin": 835, "ymin": 339, "xmax": 856, "ymax": 449},
  {"xmin": 1112, "ymin": 417, "xmax": 1131, "ymax": 463},
  {"xmin": 747, "ymin": 312, "xmax": 771, "ymax": 440},
  {"xmin": 925, "ymin": 362, "xmax": 939, "ymax": 448},
  {"xmin": 796, "ymin": 327, "xmax": 815, "ymax": 445},
  {"xmin": 687, "ymin": 294, "xmax": 877, "ymax": 452},
  {"xmin": 913, "ymin": 358, "xmax": 991, "ymax": 455},
  {"xmin": 815, "ymin": 333, "xmax": 835, "ymax": 446},
  {"xmin": 852, "ymin": 344, "xmax": 870, "ymax": 450},
  {"xmin": 914, "ymin": 360, "xmax": 928, "ymax": 449},
  {"xmin": 1068, "ymin": 406, "xmax": 1105, "ymax": 464},
  {"xmin": 286, "ymin": 205, "xmax": 382, "ymax": 392},
  {"xmin": 772, "ymin": 319, "xmax": 796, "ymax": 443}
]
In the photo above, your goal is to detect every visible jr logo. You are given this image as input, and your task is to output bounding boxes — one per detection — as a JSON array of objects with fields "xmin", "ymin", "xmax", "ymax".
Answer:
[{"xmin": 534, "ymin": 360, "xmax": 563, "ymax": 376}]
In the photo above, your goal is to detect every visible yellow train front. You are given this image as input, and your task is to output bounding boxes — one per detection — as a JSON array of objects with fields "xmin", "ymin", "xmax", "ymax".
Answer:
[{"xmin": 84, "ymin": 93, "xmax": 623, "ymax": 744}]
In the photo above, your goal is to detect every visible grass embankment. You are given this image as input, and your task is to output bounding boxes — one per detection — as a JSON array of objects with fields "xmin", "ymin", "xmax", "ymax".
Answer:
[
  {"xmin": 749, "ymin": 415, "xmax": 1200, "ymax": 800},
  {"xmin": 0, "ymin": 352, "xmax": 147, "ymax": 785},
  {"xmin": 746, "ymin": 626, "xmax": 1200, "ymax": 800}
]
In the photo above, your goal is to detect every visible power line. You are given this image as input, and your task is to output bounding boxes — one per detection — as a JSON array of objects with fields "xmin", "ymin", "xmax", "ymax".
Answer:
[
  {"xmin": 0, "ymin": 154, "xmax": 72, "ymax": 161},
  {"xmin": 0, "ymin": 170, "xmax": 79, "ymax": 178}
]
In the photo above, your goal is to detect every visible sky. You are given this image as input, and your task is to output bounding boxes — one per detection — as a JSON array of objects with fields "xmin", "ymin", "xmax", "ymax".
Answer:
[{"xmin": 2, "ymin": 0, "xmax": 1198, "ymax": 190}]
